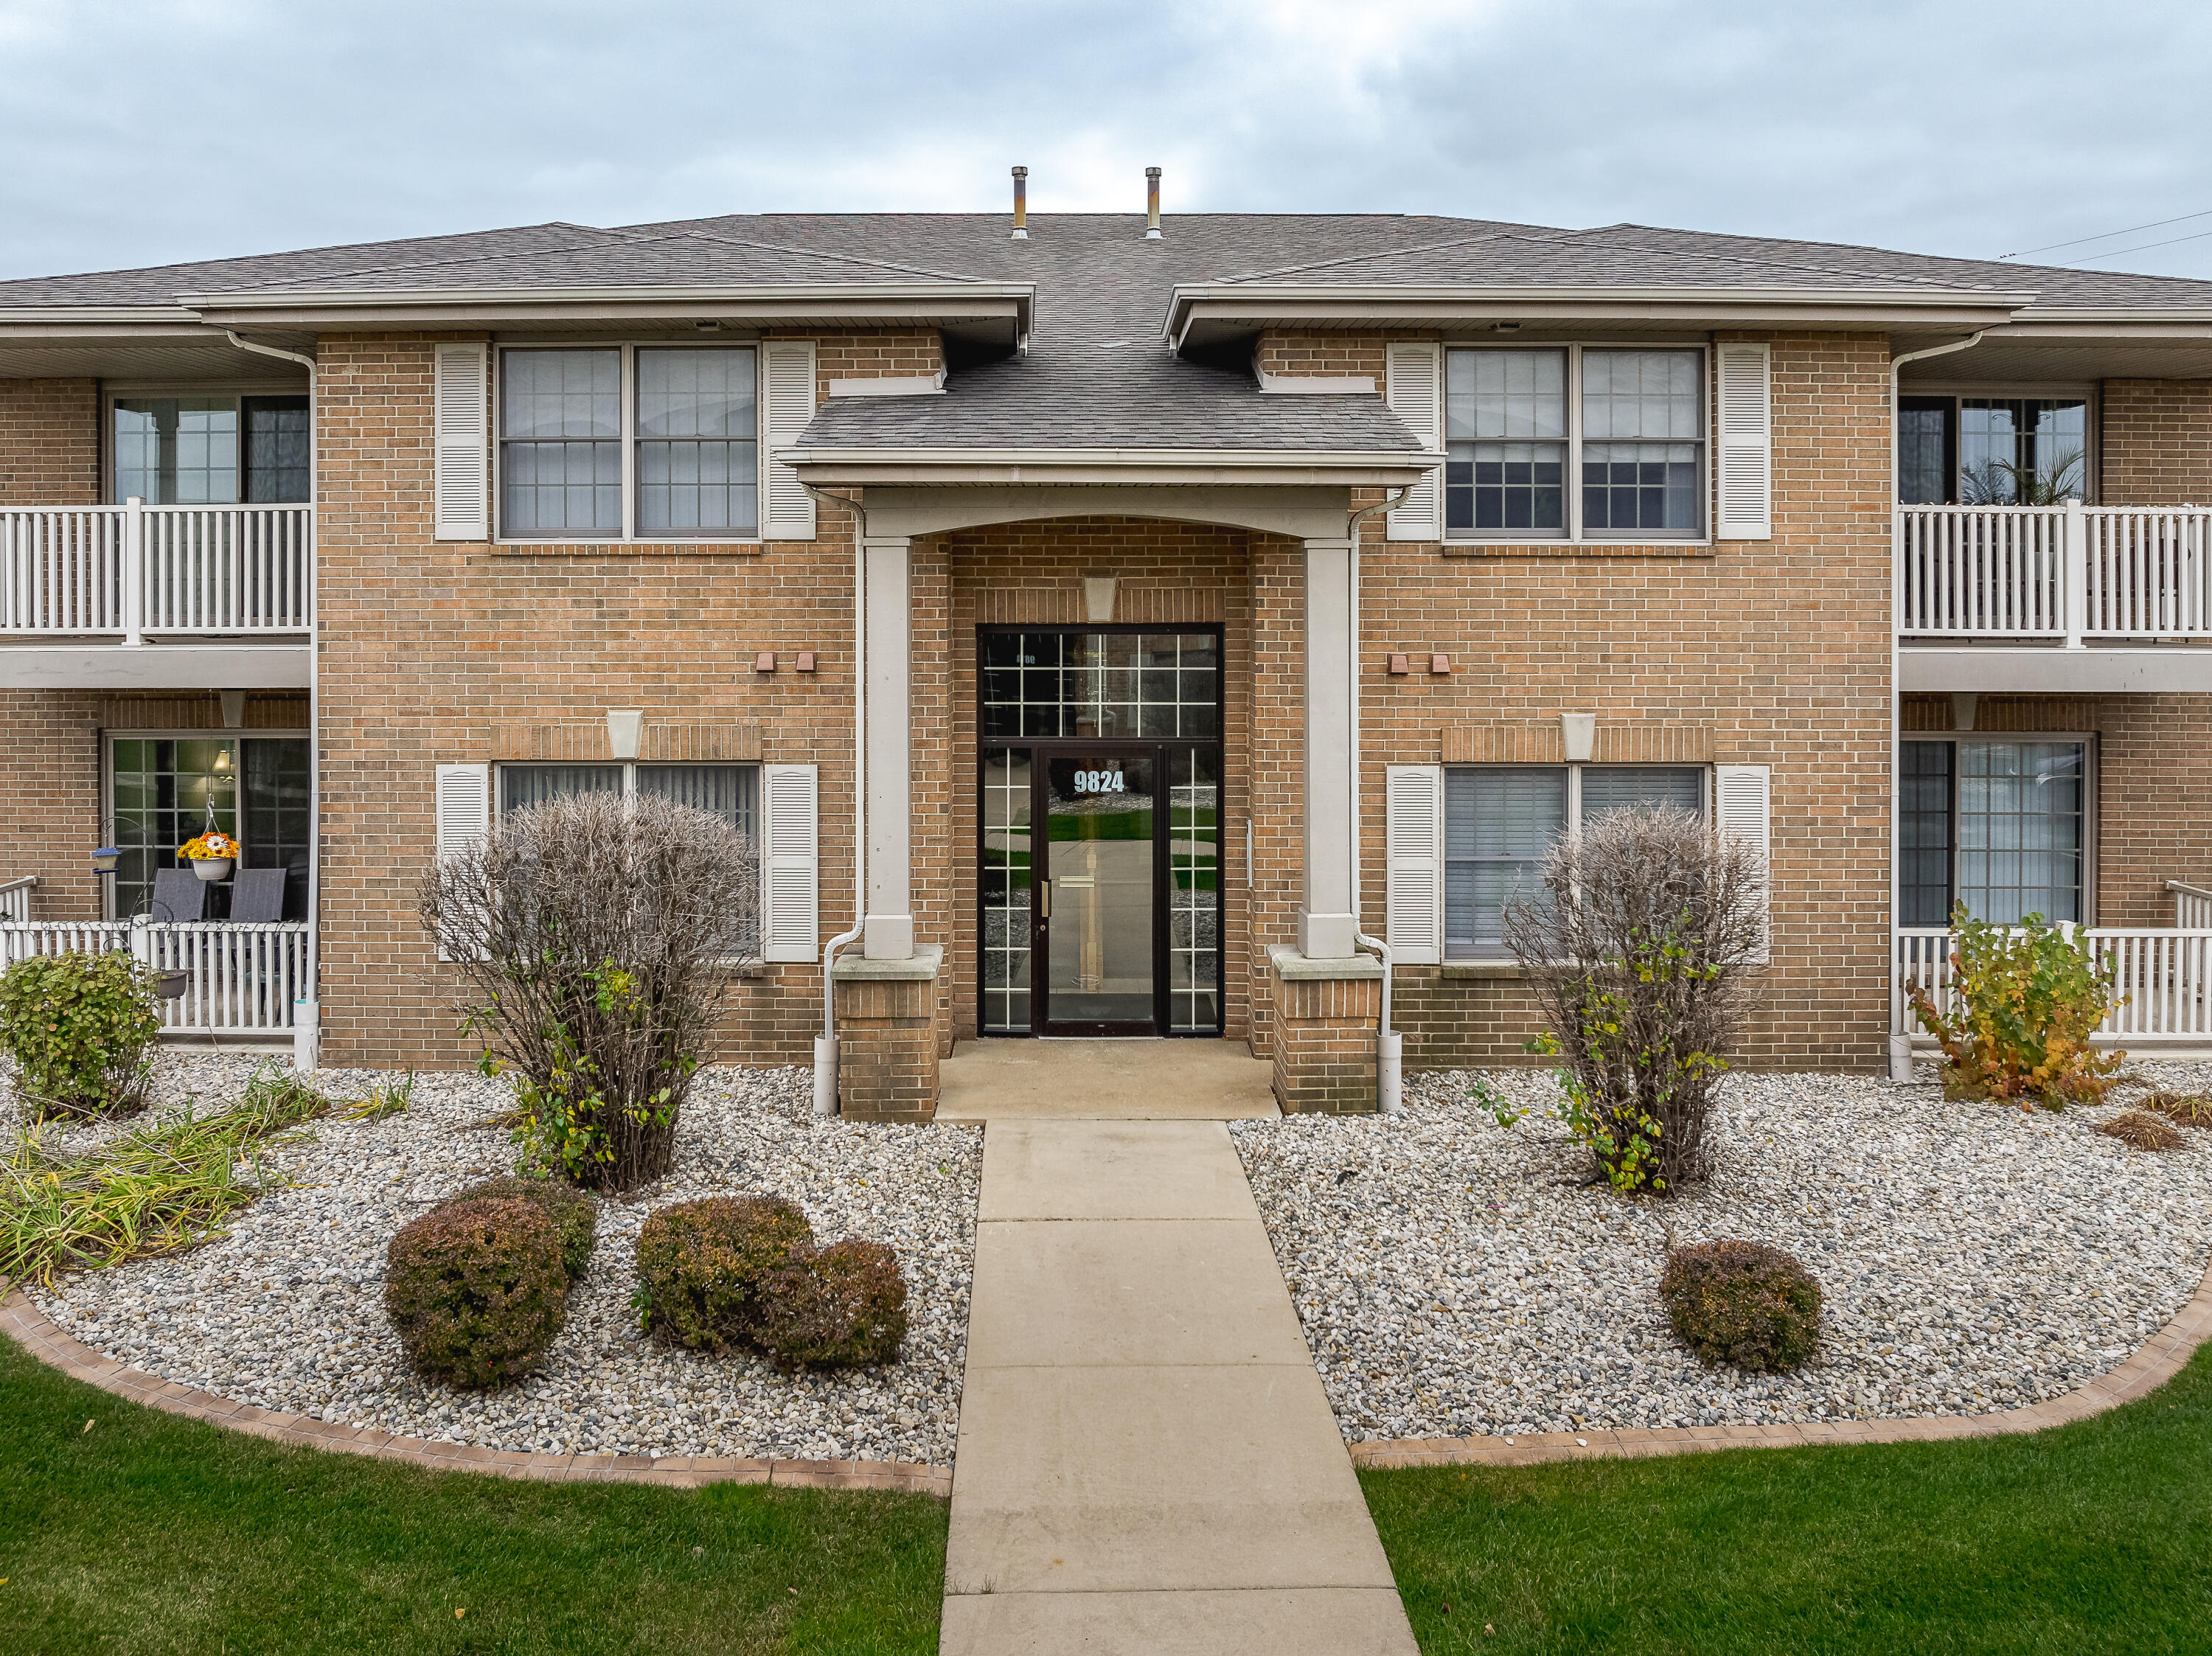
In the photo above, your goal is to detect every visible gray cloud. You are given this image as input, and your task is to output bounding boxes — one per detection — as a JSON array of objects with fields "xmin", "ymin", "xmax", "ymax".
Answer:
[{"xmin": 2, "ymin": 0, "xmax": 2206, "ymax": 281}]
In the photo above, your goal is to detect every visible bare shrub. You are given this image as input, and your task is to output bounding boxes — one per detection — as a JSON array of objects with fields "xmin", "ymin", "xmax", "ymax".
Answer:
[
  {"xmin": 418, "ymin": 792, "xmax": 759, "ymax": 1191},
  {"xmin": 1503, "ymin": 805, "xmax": 1765, "ymax": 1195}
]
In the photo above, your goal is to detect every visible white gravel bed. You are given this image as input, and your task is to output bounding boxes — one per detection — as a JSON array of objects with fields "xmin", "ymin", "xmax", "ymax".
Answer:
[
  {"xmin": 1231, "ymin": 1063, "xmax": 2212, "ymax": 1443},
  {"xmin": 11, "ymin": 1052, "xmax": 980, "ymax": 1467}
]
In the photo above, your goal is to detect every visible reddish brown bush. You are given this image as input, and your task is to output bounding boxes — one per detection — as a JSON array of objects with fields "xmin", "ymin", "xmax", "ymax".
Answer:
[
  {"xmin": 384, "ymin": 1197, "xmax": 566, "ymax": 1388},
  {"xmin": 1659, "ymin": 1238, "xmax": 1822, "ymax": 1372},
  {"xmin": 754, "ymin": 1239, "xmax": 908, "ymax": 1371},
  {"xmin": 633, "ymin": 1195, "xmax": 813, "ymax": 1353},
  {"xmin": 455, "ymin": 1175, "xmax": 599, "ymax": 1280}
]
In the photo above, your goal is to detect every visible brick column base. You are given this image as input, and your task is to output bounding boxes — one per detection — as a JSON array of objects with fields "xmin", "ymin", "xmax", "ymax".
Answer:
[
  {"xmin": 831, "ymin": 945, "xmax": 942, "ymax": 1123},
  {"xmin": 1265, "ymin": 944, "xmax": 1383, "ymax": 1115}
]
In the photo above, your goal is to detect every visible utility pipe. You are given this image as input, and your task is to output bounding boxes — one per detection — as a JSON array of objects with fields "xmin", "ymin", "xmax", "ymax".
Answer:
[
  {"xmin": 1346, "ymin": 486, "xmax": 1407, "ymax": 1113},
  {"xmin": 227, "ymin": 330, "xmax": 320, "ymax": 1072},
  {"xmin": 803, "ymin": 484, "xmax": 868, "ymax": 1119},
  {"xmin": 1885, "ymin": 329, "xmax": 1986, "ymax": 1082}
]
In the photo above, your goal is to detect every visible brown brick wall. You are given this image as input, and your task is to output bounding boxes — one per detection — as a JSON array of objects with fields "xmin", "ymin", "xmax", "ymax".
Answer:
[
  {"xmin": 1378, "ymin": 333, "xmax": 1898, "ymax": 1072},
  {"xmin": 832, "ymin": 973, "xmax": 939, "ymax": 1121},
  {"xmin": 1254, "ymin": 331, "xmax": 1388, "ymax": 382},
  {"xmin": 2101, "ymin": 381, "xmax": 2212, "ymax": 504},
  {"xmin": 1271, "ymin": 972, "xmax": 1381, "ymax": 1113},
  {"xmin": 0, "ymin": 379, "xmax": 99, "ymax": 506},
  {"xmin": 1902, "ymin": 692, "xmax": 2212, "ymax": 928}
]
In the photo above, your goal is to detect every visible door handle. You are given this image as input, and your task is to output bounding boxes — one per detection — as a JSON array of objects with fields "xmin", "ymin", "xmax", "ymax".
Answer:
[{"xmin": 1037, "ymin": 879, "xmax": 1050, "ymax": 920}]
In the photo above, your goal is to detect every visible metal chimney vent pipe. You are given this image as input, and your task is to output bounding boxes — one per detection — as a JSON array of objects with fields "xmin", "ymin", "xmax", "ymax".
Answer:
[
  {"xmin": 1011, "ymin": 166, "xmax": 1029, "ymax": 240},
  {"xmin": 1145, "ymin": 167, "xmax": 1162, "ymax": 238}
]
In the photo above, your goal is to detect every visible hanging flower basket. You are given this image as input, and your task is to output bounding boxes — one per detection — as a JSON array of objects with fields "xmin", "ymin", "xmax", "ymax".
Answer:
[
  {"xmin": 178, "ymin": 832, "xmax": 240, "ymax": 883},
  {"xmin": 155, "ymin": 969, "xmax": 189, "ymax": 1000}
]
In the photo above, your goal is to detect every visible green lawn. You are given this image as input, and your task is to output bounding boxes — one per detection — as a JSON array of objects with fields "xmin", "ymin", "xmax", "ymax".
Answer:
[
  {"xmin": 0, "ymin": 1335, "xmax": 946, "ymax": 1655},
  {"xmin": 1366, "ymin": 1343, "xmax": 2212, "ymax": 1655}
]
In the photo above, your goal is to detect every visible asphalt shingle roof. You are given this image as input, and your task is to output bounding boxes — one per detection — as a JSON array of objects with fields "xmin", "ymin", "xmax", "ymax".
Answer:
[{"xmin": 7, "ymin": 209, "xmax": 2212, "ymax": 456}]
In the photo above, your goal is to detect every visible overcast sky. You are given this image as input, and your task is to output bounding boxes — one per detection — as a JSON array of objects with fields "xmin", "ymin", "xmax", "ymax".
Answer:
[{"xmin": 4, "ymin": 0, "xmax": 2209, "ymax": 284}]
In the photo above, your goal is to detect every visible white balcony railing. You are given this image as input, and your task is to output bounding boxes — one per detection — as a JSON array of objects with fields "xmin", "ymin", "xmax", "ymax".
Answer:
[
  {"xmin": 0, "ymin": 876, "xmax": 34, "ymax": 923},
  {"xmin": 0, "ymin": 501, "xmax": 313, "ymax": 640},
  {"xmin": 0, "ymin": 919, "xmax": 312, "ymax": 1035},
  {"xmin": 1895, "ymin": 925, "xmax": 2212, "ymax": 1045},
  {"xmin": 1896, "ymin": 501, "xmax": 2212, "ymax": 643},
  {"xmin": 2170, "ymin": 881, "xmax": 2212, "ymax": 930}
]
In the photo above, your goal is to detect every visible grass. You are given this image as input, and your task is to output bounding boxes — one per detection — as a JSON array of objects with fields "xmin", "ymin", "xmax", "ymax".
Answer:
[
  {"xmin": 1364, "ymin": 1343, "xmax": 2212, "ymax": 1655},
  {"xmin": 0, "ymin": 1066, "xmax": 335, "ymax": 1287},
  {"xmin": 0, "ymin": 1332, "xmax": 947, "ymax": 1655}
]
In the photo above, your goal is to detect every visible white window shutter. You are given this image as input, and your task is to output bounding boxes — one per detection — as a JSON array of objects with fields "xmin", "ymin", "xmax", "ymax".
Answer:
[
  {"xmin": 1385, "ymin": 342, "xmax": 1442, "ymax": 540},
  {"xmin": 1715, "ymin": 763, "xmax": 1772, "ymax": 964},
  {"xmin": 433, "ymin": 344, "xmax": 490, "ymax": 541},
  {"xmin": 1385, "ymin": 765, "xmax": 1444, "ymax": 965},
  {"xmin": 1715, "ymin": 343, "xmax": 1773, "ymax": 540},
  {"xmin": 433, "ymin": 763, "xmax": 491, "ymax": 961},
  {"xmin": 761, "ymin": 762, "xmax": 819, "ymax": 961},
  {"xmin": 761, "ymin": 341, "xmax": 818, "ymax": 541}
]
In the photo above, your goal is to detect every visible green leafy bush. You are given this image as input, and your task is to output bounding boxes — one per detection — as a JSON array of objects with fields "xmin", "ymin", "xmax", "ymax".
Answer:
[
  {"xmin": 455, "ymin": 1174, "xmax": 599, "ymax": 1281},
  {"xmin": 1660, "ymin": 1239, "xmax": 1823, "ymax": 1372},
  {"xmin": 0, "ymin": 950, "xmax": 161, "ymax": 1119},
  {"xmin": 1910, "ymin": 909, "xmax": 2124, "ymax": 1108},
  {"xmin": 633, "ymin": 1195, "xmax": 813, "ymax": 1353},
  {"xmin": 754, "ymin": 1239, "xmax": 908, "ymax": 1371},
  {"xmin": 384, "ymin": 1197, "xmax": 567, "ymax": 1388}
]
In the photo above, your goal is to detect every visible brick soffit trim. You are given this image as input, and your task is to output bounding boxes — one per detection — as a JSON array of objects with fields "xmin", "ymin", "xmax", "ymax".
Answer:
[{"xmin": 0, "ymin": 1290, "xmax": 949, "ymax": 1498}]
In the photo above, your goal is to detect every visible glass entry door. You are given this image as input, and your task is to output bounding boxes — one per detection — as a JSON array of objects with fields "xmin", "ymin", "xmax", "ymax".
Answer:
[{"xmin": 1043, "ymin": 753, "xmax": 1156, "ymax": 1034}]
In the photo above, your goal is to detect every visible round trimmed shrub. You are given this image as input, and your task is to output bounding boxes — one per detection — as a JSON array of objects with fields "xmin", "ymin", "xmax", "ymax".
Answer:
[
  {"xmin": 385, "ymin": 1197, "xmax": 567, "ymax": 1388},
  {"xmin": 1659, "ymin": 1239, "xmax": 1822, "ymax": 1372},
  {"xmin": 755, "ymin": 1239, "xmax": 908, "ymax": 1371},
  {"xmin": 456, "ymin": 1175, "xmax": 599, "ymax": 1280},
  {"xmin": 633, "ymin": 1194, "xmax": 813, "ymax": 1353},
  {"xmin": 0, "ymin": 950, "xmax": 160, "ymax": 1119}
]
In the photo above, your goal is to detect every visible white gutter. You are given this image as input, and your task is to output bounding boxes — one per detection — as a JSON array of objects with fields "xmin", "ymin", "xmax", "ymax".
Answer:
[
  {"xmin": 1346, "ymin": 487, "xmax": 1408, "ymax": 1113},
  {"xmin": 226, "ymin": 330, "xmax": 321, "ymax": 1071},
  {"xmin": 1885, "ymin": 327, "xmax": 1986, "ymax": 1082},
  {"xmin": 803, "ymin": 484, "xmax": 868, "ymax": 1120}
]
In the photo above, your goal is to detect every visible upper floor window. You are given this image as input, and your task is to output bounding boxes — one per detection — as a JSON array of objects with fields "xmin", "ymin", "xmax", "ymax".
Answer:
[
  {"xmin": 111, "ymin": 394, "xmax": 310, "ymax": 504},
  {"xmin": 1896, "ymin": 395, "xmax": 2090, "ymax": 505},
  {"xmin": 1444, "ymin": 347, "xmax": 1705, "ymax": 540},
  {"xmin": 498, "ymin": 345, "xmax": 758, "ymax": 540}
]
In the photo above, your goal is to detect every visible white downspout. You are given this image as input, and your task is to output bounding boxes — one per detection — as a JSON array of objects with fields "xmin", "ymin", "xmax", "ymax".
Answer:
[
  {"xmin": 1886, "ymin": 329, "xmax": 1986, "ymax": 1082},
  {"xmin": 805, "ymin": 484, "xmax": 866, "ymax": 1119},
  {"xmin": 1348, "ymin": 487, "xmax": 1406, "ymax": 1113},
  {"xmin": 227, "ymin": 331, "xmax": 320, "ymax": 1072}
]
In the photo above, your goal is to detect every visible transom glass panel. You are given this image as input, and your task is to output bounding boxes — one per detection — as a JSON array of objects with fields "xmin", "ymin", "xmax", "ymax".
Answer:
[{"xmin": 980, "ymin": 632, "xmax": 1220, "ymax": 740}]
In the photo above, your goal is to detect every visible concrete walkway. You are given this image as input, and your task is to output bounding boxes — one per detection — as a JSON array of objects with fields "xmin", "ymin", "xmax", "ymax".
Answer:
[{"xmin": 940, "ymin": 1048, "xmax": 1416, "ymax": 1655}]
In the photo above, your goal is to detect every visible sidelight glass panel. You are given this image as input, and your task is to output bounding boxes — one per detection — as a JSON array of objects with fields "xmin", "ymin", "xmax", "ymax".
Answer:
[
  {"xmin": 242, "ymin": 396, "xmax": 312, "ymax": 502},
  {"xmin": 981, "ymin": 748, "xmax": 1034, "ymax": 1032},
  {"xmin": 1899, "ymin": 741, "xmax": 1955, "ymax": 925},
  {"xmin": 1168, "ymin": 747, "xmax": 1221, "ymax": 1032},
  {"xmin": 1046, "ymin": 754, "xmax": 1155, "ymax": 1027},
  {"xmin": 240, "ymin": 738, "xmax": 313, "ymax": 919}
]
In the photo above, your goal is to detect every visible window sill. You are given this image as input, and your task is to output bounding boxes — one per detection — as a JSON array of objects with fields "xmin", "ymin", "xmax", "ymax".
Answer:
[
  {"xmin": 1439, "ymin": 960, "xmax": 1527, "ymax": 980},
  {"xmin": 1439, "ymin": 538, "xmax": 1715, "ymax": 559},
  {"xmin": 488, "ymin": 540, "xmax": 765, "ymax": 558}
]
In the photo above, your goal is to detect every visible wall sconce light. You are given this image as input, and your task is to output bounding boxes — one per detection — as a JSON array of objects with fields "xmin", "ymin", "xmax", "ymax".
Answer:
[
  {"xmin": 796, "ymin": 651, "xmax": 818, "ymax": 673},
  {"xmin": 1560, "ymin": 712, "xmax": 1596, "ymax": 762},
  {"xmin": 1428, "ymin": 653, "xmax": 1452, "ymax": 675},
  {"xmin": 1387, "ymin": 653, "xmax": 1410, "ymax": 675},
  {"xmin": 607, "ymin": 709, "xmax": 643, "ymax": 759},
  {"xmin": 755, "ymin": 651, "xmax": 777, "ymax": 674}
]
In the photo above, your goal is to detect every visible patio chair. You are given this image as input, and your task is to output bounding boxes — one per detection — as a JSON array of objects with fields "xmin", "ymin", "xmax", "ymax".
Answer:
[
  {"xmin": 148, "ymin": 869, "xmax": 207, "ymax": 923},
  {"xmin": 228, "ymin": 867, "xmax": 288, "ymax": 924}
]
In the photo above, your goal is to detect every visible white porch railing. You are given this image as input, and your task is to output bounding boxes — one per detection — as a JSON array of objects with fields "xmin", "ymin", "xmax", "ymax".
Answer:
[
  {"xmin": 2168, "ymin": 880, "xmax": 2212, "ymax": 930},
  {"xmin": 0, "ymin": 501, "xmax": 313, "ymax": 639},
  {"xmin": 0, "ymin": 876, "xmax": 33, "ymax": 923},
  {"xmin": 0, "ymin": 919, "xmax": 311, "ymax": 1035},
  {"xmin": 1896, "ymin": 501, "xmax": 2212, "ymax": 643},
  {"xmin": 1895, "ymin": 925, "xmax": 2212, "ymax": 1045}
]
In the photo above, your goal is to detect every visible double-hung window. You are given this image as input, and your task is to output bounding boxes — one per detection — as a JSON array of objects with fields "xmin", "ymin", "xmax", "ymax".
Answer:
[
  {"xmin": 111, "ymin": 394, "xmax": 310, "ymax": 503},
  {"xmin": 1443, "ymin": 764, "xmax": 1707, "ymax": 957},
  {"xmin": 1444, "ymin": 347, "xmax": 1705, "ymax": 540},
  {"xmin": 1898, "ymin": 739, "xmax": 2087, "ymax": 925},
  {"xmin": 496, "ymin": 762, "xmax": 759, "ymax": 841},
  {"xmin": 498, "ymin": 346, "xmax": 758, "ymax": 540}
]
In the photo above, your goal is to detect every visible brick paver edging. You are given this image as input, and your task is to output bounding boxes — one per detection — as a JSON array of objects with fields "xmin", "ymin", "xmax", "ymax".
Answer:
[
  {"xmin": 0, "ymin": 1291, "xmax": 951, "ymax": 1498},
  {"xmin": 1348, "ymin": 1253, "xmax": 2212, "ymax": 1472}
]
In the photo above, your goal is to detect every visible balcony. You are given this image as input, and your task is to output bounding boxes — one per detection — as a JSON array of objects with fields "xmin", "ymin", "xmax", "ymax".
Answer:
[
  {"xmin": 1896, "ymin": 503, "xmax": 2212, "ymax": 692},
  {"xmin": 0, "ymin": 901, "xmax": 313, "ymax": 1040},
  {"xmin": 0, "ymin": 501, "xmax": 313, "ymax": 689}
]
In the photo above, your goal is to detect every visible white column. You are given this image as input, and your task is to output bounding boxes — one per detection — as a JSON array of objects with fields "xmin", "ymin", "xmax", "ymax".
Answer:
[
  {"xmin": 1300, "ymin": 535, "xmax": 1357, "ymax": 959},
  {"xmin": 863, "ymin": 535, "xmax": 915, "ymax": 960}
]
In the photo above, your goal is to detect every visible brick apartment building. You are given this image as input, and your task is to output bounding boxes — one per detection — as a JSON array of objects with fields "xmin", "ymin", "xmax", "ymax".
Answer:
[{"xmin": 4, "ymin": 186, "xmax": 2210, "ymax": 1117}]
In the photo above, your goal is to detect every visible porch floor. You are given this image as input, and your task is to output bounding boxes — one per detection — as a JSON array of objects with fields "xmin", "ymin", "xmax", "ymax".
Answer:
[{"xmin": 936, "ymin": 1039, "xmax": 1280, "ymax": 1121}]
